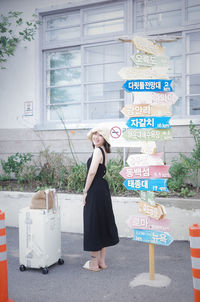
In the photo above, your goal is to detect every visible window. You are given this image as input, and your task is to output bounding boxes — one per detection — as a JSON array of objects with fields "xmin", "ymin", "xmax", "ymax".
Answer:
[
  {"xmin": 40, "ymin": 0, "xmax": 200, "ymax": 127},
  {"xmin": 42, "ymin": 2, "xmax": 126, "ymax": 124},
  {"xmin": 186, "ymin": 31, "xmax": 200, "ymax": 115}
]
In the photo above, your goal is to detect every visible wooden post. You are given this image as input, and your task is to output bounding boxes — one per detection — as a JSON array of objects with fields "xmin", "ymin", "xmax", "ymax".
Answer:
[{"xmin": 149, "ymin": 243, "xmax": 155, "ymax": 280}]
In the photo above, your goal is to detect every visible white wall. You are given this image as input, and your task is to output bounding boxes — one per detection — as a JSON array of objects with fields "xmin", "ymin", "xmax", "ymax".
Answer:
[
  {"xmin": 0, "ymin": 191, "xmax": 200, "ymax": 241},
  {"xmin": 0, "ymin": 0, "xmax": 110, "ymax": 129}
]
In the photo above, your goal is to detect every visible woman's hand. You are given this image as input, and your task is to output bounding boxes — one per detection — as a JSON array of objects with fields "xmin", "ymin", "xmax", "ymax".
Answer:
[{"xmin": 83, "ymin": 192, "xmax": 87, "ymax": 206}]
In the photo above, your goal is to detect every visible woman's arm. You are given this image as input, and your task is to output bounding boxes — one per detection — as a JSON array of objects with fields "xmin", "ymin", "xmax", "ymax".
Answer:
[{"xmin": 83, "ymin": 148, "xmax": 102, "ymax": 205}]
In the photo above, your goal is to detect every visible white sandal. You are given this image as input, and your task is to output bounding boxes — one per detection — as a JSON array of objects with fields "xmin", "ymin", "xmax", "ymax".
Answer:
[{"xmin": 83, "ymin": 260, "xmax": 100, "ymax": 272}]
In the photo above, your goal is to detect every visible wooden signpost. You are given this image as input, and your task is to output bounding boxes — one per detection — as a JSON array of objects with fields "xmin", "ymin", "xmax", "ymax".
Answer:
[
  {"xmin": 123, "ymin": 79, "xmax": 173, "ymax": 92},
  {"xmin": 118, "ymin": 66, "xmax": 168, "ymax": 80},
  {"xmin": 123, "ymin": 178, "xmax": 169, "ymax": 192},
  {"xmin": 127, "ymin": 152, "xmax": 164, "ymax": 167},
  {"xmin": 127, "ymin": 215, "xmax": 170, "ymax": 232},
  {"xmin": 119, "ymin": 35, "xmax": 176, "ymax": 281},
  {"xmin": 123, "ymin": 128, "xmax": 172, "ymax": 141},
  {"xmin": 120, "ymin": 165, "xmax": 171, "ymax": 179},
  {"xmin": 126, "ymin": 116, "xmax": 171, "ymax": 129},
  {"xmin": 133, "ymin": 229, "xmax": 173, "ymax": 246},
  {"xmin": 121, "ymin": 104, "xmax": 172, "ymax": 117},
  {"xmin": 132, "ymin": 36, "xmax": 165, "ymax": 56},
  {"xmin": 130, "ymin": 53, "xmax": 169, "ymax": 67},
  {"xmin": 133, "ymin": 91, "xmax": 178, "ymax": 105}
]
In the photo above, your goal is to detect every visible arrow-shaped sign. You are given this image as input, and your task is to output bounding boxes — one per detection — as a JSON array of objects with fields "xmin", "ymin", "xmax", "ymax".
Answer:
[
  {"xmin": 133, "ymin": 92, "xmax": 178, "ymax": 105},
  {"xmin": 126, "ymin": 116, "xmax": 171, "ymax": 129},
  {"xmin": 138, "ymin": 200, "xmax": 166, "ymax": 220},
  {"xmin": 121, "ymin": 104, "xmax": 172, "ymax": 117},
  {"xmin": 130, "ymin": 53, "xmax": 169, "ymax": 67},
  {"xmin": 123, "ymin": 79, "xmax": 173, "ymax": 92},
  {"xmin": 120, "ymin": 165, "xmax": 171, "ymax": 179},
  {"xmin": 127, "ymin": 215, "xmax": 170, "ymax": 232},
  {"xmin": 132, "ymin": 36, "xmax": 165, "ymax": 56},
  {"xmin": 123, "ymin": 178, "xmax": 169, "ymax": 192},
  {"xmin": 127, "ymin": 153, "xmax": 164, "ymax": 167},
  {"xmin": 118, "ymin": 66, "xmax": 168, "ymax": 80},
  {"xmin": 133, "ymin": 229, "xmax": 174, "ymax": 246},
  {"xmin": 123, "ymin": 128, "xmax": 172, "ymax": 141}
]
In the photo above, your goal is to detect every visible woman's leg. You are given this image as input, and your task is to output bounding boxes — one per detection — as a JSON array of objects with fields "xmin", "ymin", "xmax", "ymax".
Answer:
[
  {"xmin": 90, "ymin": 251, "xmax": 99, "ymax": 269},
  {"xmin": 98, "ymin": 248, "xmax": 107, "ymax": 268}
]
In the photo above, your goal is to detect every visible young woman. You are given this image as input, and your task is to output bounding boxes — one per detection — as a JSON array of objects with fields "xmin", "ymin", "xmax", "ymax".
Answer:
[{"xmin": 83, "ymin": 126, "xmax": 119, "ymax": 272}]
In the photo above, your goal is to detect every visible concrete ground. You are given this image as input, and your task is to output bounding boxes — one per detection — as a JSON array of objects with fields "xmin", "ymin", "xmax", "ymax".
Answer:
[{"xmin": 6, "ymin": 227, "xmax": 193, "ymax": 302}]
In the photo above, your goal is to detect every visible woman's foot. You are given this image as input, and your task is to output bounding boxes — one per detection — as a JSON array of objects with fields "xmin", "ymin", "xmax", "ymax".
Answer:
[
  {"xmin": 98, "ymin": 261, "xmax": 108, "ymax": 269},
  {"xmin": 83, "ymin": 256, "xmax": 100, "ymax": 272}
]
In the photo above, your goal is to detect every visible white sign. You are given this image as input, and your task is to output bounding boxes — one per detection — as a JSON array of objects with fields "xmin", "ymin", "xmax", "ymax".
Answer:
[{"xmin": 118, "ymin": 66, "xmax": 168, "ymax": 80}]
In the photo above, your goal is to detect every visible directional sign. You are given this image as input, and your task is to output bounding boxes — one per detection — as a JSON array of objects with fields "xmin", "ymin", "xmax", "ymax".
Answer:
[
  {"xmin": 133, "ymin": 92, "xmax": 178, "ymax": 105},
  {"xmin": 132, "ymin": 36, "xmax": 165, "ymax": 56},
  {"xmin": 123, "ymin": 128, "xmax": 172, "ymax": 141},
  {"xmin": 130, "ymin": 53, "xmax": 169, "ymax": 67},
  {"xmin": 118, "ymin": 66, "xmax": 168, "ymax": 80},
  {"xmin": 138, "ymin": 200, "xmax": 166, "ymax": 220},
  {"xmin": 139, "ymin": 191, "xmax": 155, "ymax": 205},
  {"xmin": 127, "ymin": 153, "xmax": 164, "ymax": 167},
  {"xmin": 127, "ymin": 215, "xmax": 170, "ymax": 232},
  {"xmin": 121, "ymin": 104, "xmax": 172, "ymax": 117},
  {"xmin": 126, "ymin": 116, "xmax": 171, "ymax": 129},
  {"xmin": 123, "ymin": 178, "xmax": 169, "ymax": 192},
  {"xmin": 120, "ymin": 165, "xmax": 171, "ymax": 179},
  {"xmin": 123, "ymin": 79, "xmax": 173, "ymax": 93},
  {"xmin": 133, "ymin": 229, "xmax": 174, "ymax": 246}
]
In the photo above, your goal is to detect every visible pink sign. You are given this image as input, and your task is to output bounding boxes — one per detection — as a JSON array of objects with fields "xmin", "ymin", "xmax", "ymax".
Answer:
[
  {"xmin": 133, "ymin": 92, "xmax": 178, "ymax": 105},
  {"xmin": 127, "ymin": 215, "xmax": 170, "ymax": 232},
  {"xmin": 120, "ymin": 165, "xmax": 171, "ymax": 179}
]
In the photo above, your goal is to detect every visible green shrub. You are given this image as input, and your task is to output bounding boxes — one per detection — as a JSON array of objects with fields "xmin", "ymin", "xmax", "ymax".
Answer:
[
  {"xmin": 167, "ymin": 159, "xmax": 188, "ymax": 191},
  {"xmin": 67, "ymin": 163, "xmax": 86, "ymax": 193},
  {"xmin": 105, "ymin": 159, "xmax": 127, "ymax": 195},
  {"xmin": 0, "ymin": 152, "xmax": 33, "ymax": 181}
]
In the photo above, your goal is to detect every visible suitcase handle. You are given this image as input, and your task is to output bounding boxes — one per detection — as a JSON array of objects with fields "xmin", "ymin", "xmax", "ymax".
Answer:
[{"xmin": 45, "ymin": 189, "xmax": 57, "ymax": 212}]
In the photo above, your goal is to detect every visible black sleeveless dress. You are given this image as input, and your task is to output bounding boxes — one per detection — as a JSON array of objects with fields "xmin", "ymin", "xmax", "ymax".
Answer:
[{"xmin": 83, "ymin": 147, "xmax": 119, "ymax": 251}]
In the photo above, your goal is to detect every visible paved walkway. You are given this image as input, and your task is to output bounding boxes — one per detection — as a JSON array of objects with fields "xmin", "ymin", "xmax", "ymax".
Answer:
[{"xmin": 7, "ymin": 227, "xmax": 193, "ymax": 302}]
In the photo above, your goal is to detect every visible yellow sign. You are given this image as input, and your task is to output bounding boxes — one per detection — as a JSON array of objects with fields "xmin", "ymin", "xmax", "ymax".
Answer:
[
  {"xmin": 132, "ymin": 36, "xmax": 164, "ymax": 56},
  {"xmin": 121, "ymin": 104, "xmax": 172, "ymax": 117},
  {"xmin": 138, "ymin": 200, "xmax": 165, "ymax": 220},
  {"xmin": 118, "ymin": 67, "xmax": 168, "ymax": 80}
]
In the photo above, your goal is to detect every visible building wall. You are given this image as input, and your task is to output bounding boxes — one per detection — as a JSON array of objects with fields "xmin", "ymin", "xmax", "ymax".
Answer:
[{"xmin": 0, "ymin": 0, "xmax": 199, "ymax": 164}]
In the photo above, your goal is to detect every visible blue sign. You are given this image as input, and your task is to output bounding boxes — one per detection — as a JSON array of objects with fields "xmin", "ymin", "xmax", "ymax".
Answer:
[
  {"xmin": 126, "ymin": 116, "xmax": 171, "ymax": 129},
  {"xmin": 123, "ymin": 79, "xmax": 173, "ymax": 92},
  {"xmin": 133, "ymin": 229, "xmax": 173, "ymax": 246},
  {"xmin": 123, "ymin": 179, "xmax": 168, "ymax": 192}
]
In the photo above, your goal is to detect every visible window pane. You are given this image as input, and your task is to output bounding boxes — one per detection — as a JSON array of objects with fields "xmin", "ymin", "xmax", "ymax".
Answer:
[
  {"xmin": 84, "ymin": 19, "xmax": 124, "ymax": 36},
  {"xmin": 136, "ymin": 0, "xmax": 144, "ymax": 15},
  {"xmin": 186, "ymin": 31, "xmax": 200, "ymax": 52},
  {"xmin": 168, "ymin": 57, "xmax": 182, "ymax": 76},
  {"xmin": 187, "ymin": 0, "xmax": 200, "ymax": 5},
  {"xmin": 147, "ymin": 10, "xmax": 182, "ymax": 30},
  {"xmin": 188, "ymin": 96, "xmax": 200, "ymax": 115},
  {"xmin": 147, "ymin": 0, "xmax": 181, "ymax": 13},
  {"xmin": 85, "ymin": 82, "xmax": 124, "ymax": 102},
  {"xmin": 47, "ymin": 86, "xmax": 81, "ymax": 104},
  {"xmin": 47, "ymin": 50, "xmax": 81, "ymax": 69},
  {"xmin": 187, "ymin": 54, "xmax": 200, "ymax": 73},
  {"xmin": 84, "ymin": 44, "xmax": 124, "ymax": 64},
  {"xmin": 187, "ymin": 75, "xmax": 200, "ymax": 94},
  {"xmin": 46, "ymin": 26, "xmax": 80, "ymax": 42},
  {"xmin": 83, "ymin": 4, "xmax": 124, "ymax": 23},
  {"xmin": 85, "ymin": 63, "xmax": 124, "ymax": 83},
  {"xmin": 84, "ymin": 101, "xmax": 124, "ymax": 120},
  {"xmin": 187, "ymin": 6, "xmax": 200, "ymax": 24},
  {"xmin": 47, "ymin": 67, "xmax": 81, "ymax": 86},
  {"xmin": 172, "ymin": 97, "xmax": 182, "ymax": 116},
  {"xmin": 136, "ymin": 16, "xmax": 144, "ymax": 31},
  {"xmin": 49, "ymin": 104, "xmax": 81, "ymax": 120},
  {"xmin": 46, "ymin": 12, "xmax": 80, "ymax": 30}
]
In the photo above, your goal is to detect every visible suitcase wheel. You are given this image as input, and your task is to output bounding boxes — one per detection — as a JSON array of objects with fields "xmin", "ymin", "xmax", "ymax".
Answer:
[
  {"xmin": 42, "ymin": 267, "xmax": 49, "ymax": 274},
  {"xmin": 58, "ymin": 258, "xmax": 64, "ymax": 265},
  {"xmin": 19, "ymin": 265, "xmax": 26, "ymax": 272}
]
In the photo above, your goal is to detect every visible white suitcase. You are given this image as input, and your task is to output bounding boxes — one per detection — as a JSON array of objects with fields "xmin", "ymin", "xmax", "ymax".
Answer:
[{"xmin": 19, "ymin": 189, "xmax": 64, "ymax": 274}]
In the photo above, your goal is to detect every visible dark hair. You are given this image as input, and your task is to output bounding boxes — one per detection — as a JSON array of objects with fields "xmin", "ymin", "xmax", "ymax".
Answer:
[{"xmin": 92, "ymin": 140, "xmax": 111, "ymax": 153}]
